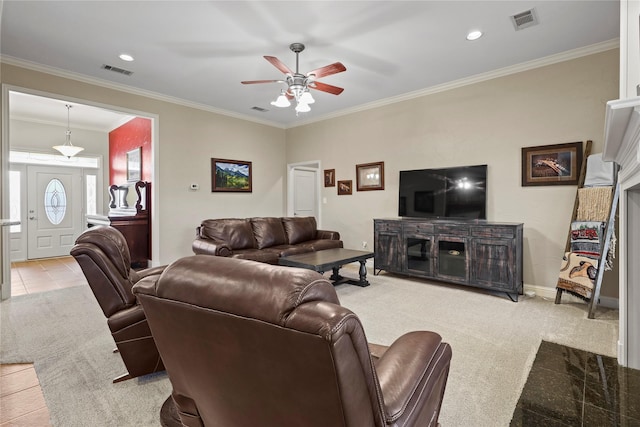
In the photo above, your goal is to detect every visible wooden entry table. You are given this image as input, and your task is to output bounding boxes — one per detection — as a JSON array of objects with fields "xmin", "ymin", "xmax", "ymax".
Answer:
[{"xmin": 278, "ymin": 248, "xmax": 374, "ymax": 287}]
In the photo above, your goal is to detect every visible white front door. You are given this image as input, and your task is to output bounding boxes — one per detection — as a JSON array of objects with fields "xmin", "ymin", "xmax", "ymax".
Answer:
[
  {"xmin": 292, "ymin": 168, "xmax": 318, "ymax": 218},
  {"xmin": 27, "ymin": 165, "xmax": 83, "ymax": 259}
]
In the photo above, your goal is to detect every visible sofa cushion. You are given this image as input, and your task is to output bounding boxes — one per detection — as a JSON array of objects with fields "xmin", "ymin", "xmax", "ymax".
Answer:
[
  {"xmin": 272, "ymin": 245, "xmax": 315, "ymax": 257},
  {"xmin": 251, "ymin": 217, "xmax": 287, "ymax": 249},
  {"xmin": 282, "ymin": 217, "xmax": 317, "ymax": 245},
  {"xmin": 201, "ymin": 218, "xmax": 256, "ymax": 250},
  {"xmin": 231, "ymin": 248, "xmax": 280, "ymax": 264},
  {"xmin": 307, "ymin": 239, "xmax": 344, "ymax": 251}
]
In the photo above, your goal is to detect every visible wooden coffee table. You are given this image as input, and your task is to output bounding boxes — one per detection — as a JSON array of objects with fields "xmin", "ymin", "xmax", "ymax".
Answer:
[{"xmin": 278, "ymin": 248, "xmax": 374, "ymax": 287}]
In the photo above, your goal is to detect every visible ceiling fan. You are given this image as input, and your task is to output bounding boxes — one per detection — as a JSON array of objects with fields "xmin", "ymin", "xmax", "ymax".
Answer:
[{"xmin": 241, "ymin": 43, "xmax": 346, "ymax": 114}]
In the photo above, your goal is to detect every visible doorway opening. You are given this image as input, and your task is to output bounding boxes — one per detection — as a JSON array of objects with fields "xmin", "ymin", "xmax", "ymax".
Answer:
[{"xmin": 1, "ymin": 86, "xmax": 159, "ymax": 300}]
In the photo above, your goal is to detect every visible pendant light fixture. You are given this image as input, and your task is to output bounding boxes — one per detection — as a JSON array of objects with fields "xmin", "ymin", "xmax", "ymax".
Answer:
[{"xmin": 53, "ymin": 104, "xmax": 84, "ymax": 158}]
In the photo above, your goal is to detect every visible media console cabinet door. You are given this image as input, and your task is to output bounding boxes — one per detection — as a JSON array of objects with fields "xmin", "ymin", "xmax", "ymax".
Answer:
[
  {"xmin": 374, "ymin": 220, "xmax": 402, "ymax": 271},
  {"xmin": 469, "ymin": 238, "xmax": 515, "ymax": 291},
  {"xmin": 435, "ymin": 235, "xmax": 468, "ymax": 283}
]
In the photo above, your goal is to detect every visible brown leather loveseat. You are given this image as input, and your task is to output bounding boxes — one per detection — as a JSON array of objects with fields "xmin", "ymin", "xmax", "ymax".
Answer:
[
  {"xmin": 133, "ymin": 255, "xmax": 452, "ymax": 427},
  {"xmin": 192, "ymin": 216, "xmax": 343, "ymax": 264}
]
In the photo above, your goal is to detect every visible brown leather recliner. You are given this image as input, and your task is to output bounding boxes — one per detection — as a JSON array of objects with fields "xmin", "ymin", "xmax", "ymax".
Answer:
[
  {"xmin": 70, "ymin": 225, "xmax": 166, "ymax": 383},
  {"xmin": 133, "ymin": 255, "xmax": 452, "ymax": 427}
]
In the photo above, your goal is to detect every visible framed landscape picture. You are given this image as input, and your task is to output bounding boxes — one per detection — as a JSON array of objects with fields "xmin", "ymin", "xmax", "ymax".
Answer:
[
  {"xmin": 356, "ymin": 161, "xmax": 384, "ymax": 191},
  {"xmin": 211, "ymin": 158, "xmax": 252, "ymax": 192},
  {"xmin": 521, "ymin": 142, "xmax": 583, "ymax": 186}
]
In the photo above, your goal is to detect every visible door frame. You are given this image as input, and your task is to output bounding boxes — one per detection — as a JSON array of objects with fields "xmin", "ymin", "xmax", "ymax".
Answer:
[
  {"xmin": 287, "ymin": 160, "xmax": 322, "ymax": 226},
  {"xmin": 1, "ymin": 84, "xmax": 161, "ymax": 300}
]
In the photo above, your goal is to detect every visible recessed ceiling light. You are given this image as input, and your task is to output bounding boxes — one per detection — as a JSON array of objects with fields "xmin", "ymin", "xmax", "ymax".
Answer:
[
  {"xmin": 466, "ymin": 30, "xmax": 483, "ymax": 41},
  {"xmin": 119, "ymin": 53, "xmax": 134, "ymax": 62}
]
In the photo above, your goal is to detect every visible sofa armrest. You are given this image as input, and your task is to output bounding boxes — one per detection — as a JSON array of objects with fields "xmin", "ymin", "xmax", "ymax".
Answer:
[
  {"xmin": 192, "ymin": 236, "xmax": 232, "ymax": 257},
  {"xmin": 375, "ymin": 331, "xmax": 452, "ymax": 425},
  {"xmin": 129, "ymin": 265, "xmax": 166, "ymax": 283},
  {"xmin": 316, "ymin": 229, "xmax": 340, "ymax": 240}
]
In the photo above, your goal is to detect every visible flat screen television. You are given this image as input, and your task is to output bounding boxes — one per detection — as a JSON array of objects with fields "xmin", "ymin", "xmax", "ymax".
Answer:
[{"xmin": 399, "ymin": 165, "xmax": 487, "ymax": 219}]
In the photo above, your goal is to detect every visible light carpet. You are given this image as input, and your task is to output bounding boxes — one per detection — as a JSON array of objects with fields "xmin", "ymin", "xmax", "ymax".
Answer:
[
  {"xmin": 0, "ymin": 286, "xmax": 171, "ymax": 426},
  {"xmin": 0, "ymin": 266, "xmax": 618, "ymax": 426}
]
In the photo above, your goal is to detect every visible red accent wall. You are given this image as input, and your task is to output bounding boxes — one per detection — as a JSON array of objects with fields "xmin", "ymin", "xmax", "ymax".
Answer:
[{"xmin": 109, "ymin": 117, "xmax": 152, "ymax": 184}]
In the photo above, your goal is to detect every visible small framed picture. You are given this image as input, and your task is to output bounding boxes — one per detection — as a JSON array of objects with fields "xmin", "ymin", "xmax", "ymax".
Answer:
[
  {"xmin": 211, "ymin": 158, "xmax": 252, "ymax": 192},
  {"xmin": 356, "ymin": 161, "xmax": 385, "ymax": 191},
  {"xmin": 324, "ymin": 169, "xmax": 335, "ymax": 187},
  {"xmin": 521, "ymin": 142, "xmax": 583, "ymax": 186},
  {"xmin": 337, "ymin": 180, "xmax": 352, "ymax": 195},
  {"xmin": 126, "ymin": 147, "xmax": 142, "ymax": 182}
]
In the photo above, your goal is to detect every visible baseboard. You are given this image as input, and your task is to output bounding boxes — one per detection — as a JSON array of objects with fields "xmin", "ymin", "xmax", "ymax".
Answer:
[
  {"xmin": 523, "ymin": 284, "xmax": 619, "ymax": 309},
  {"xmin": 361, "ymin": 263, "xmax": 619, "ymax": 310}
]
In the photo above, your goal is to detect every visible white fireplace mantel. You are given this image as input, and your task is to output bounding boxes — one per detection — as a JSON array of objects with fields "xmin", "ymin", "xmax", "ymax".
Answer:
[
  {"xmin": 604, "ymin": 98, "xmax": 640, "ymax": 182},
  {"xmin": 603, "ymin": 96, "xmax": 640, "ymax": 369}
]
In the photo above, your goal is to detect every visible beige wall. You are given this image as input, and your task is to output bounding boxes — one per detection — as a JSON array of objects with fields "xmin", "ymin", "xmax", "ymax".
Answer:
[
  {"xmin": 286, "ymin": 49, "xmax": 620, "ymax": 296},
  {"xmin": 1, "ymin": 49, "xmax": 620, "ymax": 296},
  {"xmin": 1, "ymin": 63, "xmax": 287, "ymax": 265}
]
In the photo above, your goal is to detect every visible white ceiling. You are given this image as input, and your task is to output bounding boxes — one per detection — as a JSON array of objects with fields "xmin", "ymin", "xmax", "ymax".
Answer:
[{"xmin": 1, "ymin": 1, "xmax": 620, "ymax": 129}]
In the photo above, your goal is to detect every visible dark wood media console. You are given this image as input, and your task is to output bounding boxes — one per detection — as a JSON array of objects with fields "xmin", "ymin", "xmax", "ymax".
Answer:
[{"xmin": 374, "ymin": 218, "xmax": 523, "ymax": 301}]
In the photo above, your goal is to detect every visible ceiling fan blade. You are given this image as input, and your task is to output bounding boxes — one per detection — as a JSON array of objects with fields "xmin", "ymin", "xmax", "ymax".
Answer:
[
  {"xmin": 264, "ymin": 56, "xmax": 293, "ymax": 75},
  {"xmin": 310, "ymin": 81, "xmax": 344, "ymax": 95},
  {"xmin": 241, "ymin": 80, "xmax": 283, "ymax": 84},
  {"xmin": 307, "ymin": 62, "xmax": 346, "ymax": 79}
]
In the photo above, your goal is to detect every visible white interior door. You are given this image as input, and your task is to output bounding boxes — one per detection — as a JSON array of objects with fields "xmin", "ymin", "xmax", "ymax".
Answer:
[
  {"xmin": 292, "ymin": 168, "xmax": 318, "ymax": 218},
  {"xmin": 27, "ymin": 165, "xmax": 82, "ymax": 259}
]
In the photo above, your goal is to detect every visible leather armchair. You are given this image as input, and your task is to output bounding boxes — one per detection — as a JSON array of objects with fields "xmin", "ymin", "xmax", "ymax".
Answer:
[
  {"xmin": 133, "ymin": 255, "xmax": 451, "ymax": 426},
  {"xmin": 70, "ymin": 225, "xmax": 166, "ymax": 383}
]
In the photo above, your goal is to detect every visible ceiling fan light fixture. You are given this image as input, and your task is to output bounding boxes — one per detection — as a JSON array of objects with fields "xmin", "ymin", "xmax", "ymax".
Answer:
[
  {"xmin": 242, "ymin": 43, "xmax": 346, "ymax": 116},
  {"xmin": 299, "ymin": 90, "xmax": 315, "ymax": 104},
  {"xmin": 270, "ymin": 92, "xmax": 291, "ymax": 108},
  {"xmin": 295, "ymin": 101, "xmax": 311, "ymax": 113},
  {"xmin": 53, "ymin": 104, "xmax": 85, "ymax": 158}
]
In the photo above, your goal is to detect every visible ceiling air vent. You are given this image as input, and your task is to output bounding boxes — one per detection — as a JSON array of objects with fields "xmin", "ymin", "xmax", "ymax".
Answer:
[
  {"xmin": 101, "ymin": 64, "xmax": 133, "ymax": 76},
  {"xmin": 510, "ymin": 8, "xmax": 538, "ymax": 31},
  {"xmin": 251, "ymin": 106, "xmax": 269, "ymax": 112}
]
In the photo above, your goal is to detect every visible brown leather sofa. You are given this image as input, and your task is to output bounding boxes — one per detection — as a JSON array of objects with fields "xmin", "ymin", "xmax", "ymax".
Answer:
[
  {"xmin": 192, "ymin": 216, "xmax": 343, "ymax": 264},
  {"xmin": 133, "ymin": 255, "xmax": 452, "ymax": 427},
  {"xmin": 70, "ymin": 225, "xmax": 166, "ymax": 383}
]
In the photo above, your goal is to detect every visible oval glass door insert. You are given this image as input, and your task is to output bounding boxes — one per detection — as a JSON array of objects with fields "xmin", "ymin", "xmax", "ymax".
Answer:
[{"xmin": 44, "ymin": 178, "xmax": 67, "ymax": 225}]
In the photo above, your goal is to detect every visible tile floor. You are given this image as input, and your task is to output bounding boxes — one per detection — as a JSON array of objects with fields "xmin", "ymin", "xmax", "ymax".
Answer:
[
  {"xmin": 10, "ymin": 256, "xmax": 88, "ymax": 296},
  {"xmin": 2, "ymin": 257, "xmax": 86, "ymax": 426},
  {"xmin": 511, "ymin": 341, "xmax": 640, "ymax": 426},
  {"xmin": 0, "ymin": 364, "xmax": 51, "ymax": 426}
]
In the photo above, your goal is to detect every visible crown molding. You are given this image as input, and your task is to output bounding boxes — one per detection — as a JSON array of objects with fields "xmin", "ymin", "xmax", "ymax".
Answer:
[
  {"xmin": 288, "ymin": 39, "xmax": 621, "ymax": 129},
  {"xmin": 1, "ymin": 38, "xmax": 619, "ymax": 131},
  {"xmin": 0, "ymin": 55, "xmax": 286, "ymax": 130}
]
